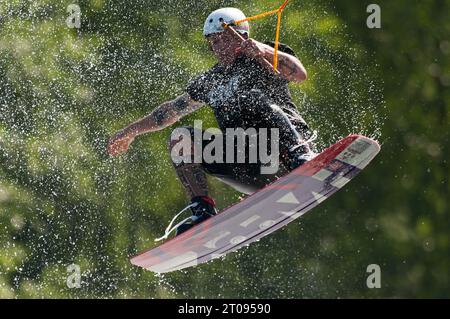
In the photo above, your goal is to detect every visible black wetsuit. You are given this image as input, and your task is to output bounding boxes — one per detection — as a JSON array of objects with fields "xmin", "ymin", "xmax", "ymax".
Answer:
[{"xmin": 180, "ymin": 43, "xmax": 314, "ymax": 194}]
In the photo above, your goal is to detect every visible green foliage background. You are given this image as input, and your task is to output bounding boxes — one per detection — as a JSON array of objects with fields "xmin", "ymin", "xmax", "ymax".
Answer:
[{"xmin": 0, "ymin": 0, "xmax": 448, "ymax": 298}]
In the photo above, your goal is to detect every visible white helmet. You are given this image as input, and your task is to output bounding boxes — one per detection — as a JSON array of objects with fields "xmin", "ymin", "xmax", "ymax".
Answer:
[{"xmin": 203, "ymin": 8, "xmax": 250, "ymax": 37}]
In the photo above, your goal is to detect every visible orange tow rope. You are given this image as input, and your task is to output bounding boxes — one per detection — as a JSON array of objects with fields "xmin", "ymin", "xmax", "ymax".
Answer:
[{"xmin": 232, "ymin": 0, "xmax": 290, "ymax": 71}]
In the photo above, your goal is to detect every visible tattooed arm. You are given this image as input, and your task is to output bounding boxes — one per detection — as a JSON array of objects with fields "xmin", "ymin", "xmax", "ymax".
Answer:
[
  {"xmin": 274, "ymin": 50, "xmax": 307, "ymax": 83},
  {"xmin": 107, "ymin": 93, "xmax": 203, "ymax": 156},
  {"xmin": 239, "ymin": 39, "xmax": 307, "ymax": 83}
]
